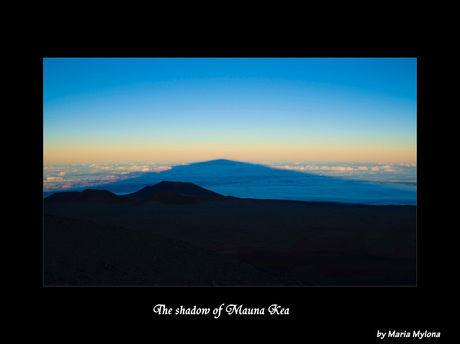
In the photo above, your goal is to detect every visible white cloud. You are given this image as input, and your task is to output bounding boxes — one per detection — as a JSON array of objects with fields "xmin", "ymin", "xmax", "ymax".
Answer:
[
  {"xmin": 271, "ymin": 162, "xmax": 407, "ymax": 176},
  {"xmin": 398, "ymin": 162, "xmax": 417, "ymax": 167},
  {"xmin": 45, "ymin": 176, "xmax": 64, "ymax": 181},
  {"xmin": 320, "ymin": 166, "xmax": 354, "ymax": 171},
  {"xmin": 304, "ymin": 165, "xmax": 320, "ymax": 170},
  {"xmin": 151, "ymin": 166, "xmax": 172, "ymax": 172},
  {"xmin": 274, "ymin": 164, "xmax": 376, "ymax": 173},
  {"xmin": 273, "ymin": 165, "xmax": 307, "ymax": 171},
  {"xmin": 101, "ymin": 175, "xmax": 119, "ymax": 181}
]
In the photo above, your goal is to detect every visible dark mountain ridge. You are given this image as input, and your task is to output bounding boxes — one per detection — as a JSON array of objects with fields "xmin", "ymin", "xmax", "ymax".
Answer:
[
  {"xmin": 124, "ymin": 181, "xmax": 224, "ymax": 200},
  {"xmin": 45, "ymin": 189, "xmax": 128, "ymax": 204},
  {"xmin": 45, "ymin": 181, "xmax": 224, "ymax": 205}
]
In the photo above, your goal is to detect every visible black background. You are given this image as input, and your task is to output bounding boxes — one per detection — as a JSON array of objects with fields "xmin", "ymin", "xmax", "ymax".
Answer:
[{"xmin": 36, "ymin": 30, "xmax": 449, "ymax": 341}]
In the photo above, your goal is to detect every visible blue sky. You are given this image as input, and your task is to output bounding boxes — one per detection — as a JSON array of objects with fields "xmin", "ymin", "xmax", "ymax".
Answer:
[{"xmin": 43, "ymin": 57, "xmax": 417, "ymax": 164}]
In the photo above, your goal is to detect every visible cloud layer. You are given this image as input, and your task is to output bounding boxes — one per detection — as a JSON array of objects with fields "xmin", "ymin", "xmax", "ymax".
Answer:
[
  {"xmin": 269, "ymin": 162, "xmax": 416, "ymax": 184},
  {"xmin": 43, "ymin": 162, "xmax": 172, "ymax": 192}
]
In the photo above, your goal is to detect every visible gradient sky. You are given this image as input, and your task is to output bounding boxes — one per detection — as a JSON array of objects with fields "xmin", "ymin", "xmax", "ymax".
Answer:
[{"xmin": 43, "ymin": 57, "xmax": 417, "ymax": 164}]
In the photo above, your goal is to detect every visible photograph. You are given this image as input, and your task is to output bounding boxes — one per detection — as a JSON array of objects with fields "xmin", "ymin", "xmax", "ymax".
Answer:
[{"xmin": 43, "ymin": 57, "xmax": 417, "ymax": 287}]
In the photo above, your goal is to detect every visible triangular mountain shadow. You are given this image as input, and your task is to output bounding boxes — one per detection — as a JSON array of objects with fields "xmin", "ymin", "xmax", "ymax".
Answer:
[{"xmin": 102, "ymin": 159, "xmax": 323, "ymax": 193}]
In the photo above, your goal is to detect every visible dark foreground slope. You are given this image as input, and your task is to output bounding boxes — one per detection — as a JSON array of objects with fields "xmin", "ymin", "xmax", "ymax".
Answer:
[
  {"xmin": 44, "ymin": 214, "xmax": 295, "ymax": 286},
  {"xmin": 44, "ymin": 194, "xmax": 416, "ymax": 285}
]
